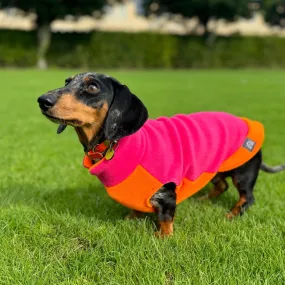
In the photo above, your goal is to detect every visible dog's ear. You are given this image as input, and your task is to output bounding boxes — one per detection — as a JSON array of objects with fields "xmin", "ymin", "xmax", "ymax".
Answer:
[{"xmin": 104, "ymin": 79, "xmax": 148, "ymax": 141}]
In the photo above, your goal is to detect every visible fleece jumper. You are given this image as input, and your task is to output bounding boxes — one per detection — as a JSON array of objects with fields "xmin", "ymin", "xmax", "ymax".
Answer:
[{"xmin": 83, "ymin": 112, "xmax": 264, "ymax": 212}]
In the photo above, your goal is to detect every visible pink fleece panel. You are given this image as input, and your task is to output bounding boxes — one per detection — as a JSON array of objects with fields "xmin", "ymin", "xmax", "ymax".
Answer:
[{"xmin": 89, "ymin": 112, "xmax": 249, "ymax": 187}]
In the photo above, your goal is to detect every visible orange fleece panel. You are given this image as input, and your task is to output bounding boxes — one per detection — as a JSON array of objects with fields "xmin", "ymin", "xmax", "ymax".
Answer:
[
  {"xmin": 176, "ymin": 172, "xmax": 217, "ymax": 204},
  {"xmin": 218, "ymin": 118, "xmax": 264, "ymax": 172},
  {"xmin": 106, "ymin": 165, "xmax": 163, "ymax": 213}
]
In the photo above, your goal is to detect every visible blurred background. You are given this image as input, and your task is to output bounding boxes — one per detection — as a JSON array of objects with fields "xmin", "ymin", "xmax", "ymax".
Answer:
[{"xmin": 0, "ymin": 0, "xmax": 284, "ymax": 69}]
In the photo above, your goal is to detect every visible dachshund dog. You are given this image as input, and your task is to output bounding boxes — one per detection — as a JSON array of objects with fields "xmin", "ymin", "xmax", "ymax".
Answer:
[{"xmin": 38, "ymin": 72, "xmax": 285, "ymax": 237}]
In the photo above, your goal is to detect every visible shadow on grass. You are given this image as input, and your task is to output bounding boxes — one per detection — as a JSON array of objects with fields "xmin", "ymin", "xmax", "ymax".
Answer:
[
  {"xmin": 0, "ymin": 183, "xmax": 131, "ymax": 223},
  {"xmin": 41, "ymin": 186, "xmax": 131, "ymax": 222},
  {"xmin": 0, "ymin": 180, "xmax": 237, "ymax": 223}
]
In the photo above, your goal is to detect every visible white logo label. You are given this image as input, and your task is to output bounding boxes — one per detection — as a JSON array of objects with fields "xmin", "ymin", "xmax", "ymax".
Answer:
[{"xmin": 243, "ymin": 138, "xmax": 256, "ymax": 152}]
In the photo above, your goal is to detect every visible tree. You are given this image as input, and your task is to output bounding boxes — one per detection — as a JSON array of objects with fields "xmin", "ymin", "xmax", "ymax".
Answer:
[
  {"xmin": 263, "ymin": 0, "xmax": 285, "ymax": 28},
  {"xmin": 0, "ymin": 0, "xmax": 109, "ymax": 69},
  {"xmin": 143, "ymin": 0, "xmax": 251, "ymax": 38}
]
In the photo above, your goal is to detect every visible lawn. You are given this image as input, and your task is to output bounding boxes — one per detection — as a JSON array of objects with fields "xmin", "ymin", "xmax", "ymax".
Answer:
[{"xmin": 0, "ymin": 69, "xmax": 285, "ymax": 284}]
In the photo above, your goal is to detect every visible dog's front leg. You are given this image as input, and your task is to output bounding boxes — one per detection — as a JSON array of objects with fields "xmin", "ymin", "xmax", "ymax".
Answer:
[{"xmin": 150, "ymin": 183, "xmax": 176, "ymax": 237}]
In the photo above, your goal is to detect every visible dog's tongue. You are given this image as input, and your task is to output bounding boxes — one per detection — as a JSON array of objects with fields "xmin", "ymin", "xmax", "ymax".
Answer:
[{"xmin": 57, "ymin": 124, "xmax": 67, "ymax": 134}]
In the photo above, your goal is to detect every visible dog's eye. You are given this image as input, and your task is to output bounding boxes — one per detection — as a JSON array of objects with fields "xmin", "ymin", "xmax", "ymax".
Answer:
[{"xmin": 87, "ymin": 84, "xmax": 99, "ymax": 93}]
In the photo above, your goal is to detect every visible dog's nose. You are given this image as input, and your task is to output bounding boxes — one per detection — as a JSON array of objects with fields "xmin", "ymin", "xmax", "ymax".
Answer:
[{"xmin": 37, "ymin": 94, "xmax": 57, "ymax": 111}]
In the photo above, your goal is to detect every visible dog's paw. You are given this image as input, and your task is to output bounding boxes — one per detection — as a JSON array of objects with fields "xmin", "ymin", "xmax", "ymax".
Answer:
[
  {"xmin": 197, "ymin": 194, "xmax": 209, "ymax": 201},
  {"xmin": 125, "ymin": 210, "xmax": 145, "ymax": 220},
  {"xmin": 225, "ymin": 212, "xmax": 234, "ymax": 220},
  {"xmin": 125, "ymin": 214, "xmax": 135, "ymax": 220},
  {"xmin": 155, "ymin": 221, "xmax": 174, "ymax": 238},
  {"xmin": 226, "ymin": 206, "xmax": 244, "ymax": 219},
  {"xmin": 154, "ymin": 230, "xmax": 173, "ymax": 238}
]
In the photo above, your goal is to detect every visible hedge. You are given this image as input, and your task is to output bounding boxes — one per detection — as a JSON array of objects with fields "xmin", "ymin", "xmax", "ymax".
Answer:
[{"xmin": 0, "ymin": 29, "xmax": 285, "ymax": 68}]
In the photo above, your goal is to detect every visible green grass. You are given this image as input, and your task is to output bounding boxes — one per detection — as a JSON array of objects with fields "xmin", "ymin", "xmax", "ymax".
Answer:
[{"xmin": 0, "ymin": 69, "xmax": 285, "ymax": 284}]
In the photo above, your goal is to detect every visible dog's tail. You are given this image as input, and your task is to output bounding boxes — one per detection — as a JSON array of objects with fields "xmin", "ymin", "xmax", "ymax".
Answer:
[{"xmin": 260, "ymin": 162, "xmax": 285, "ymax": 173}]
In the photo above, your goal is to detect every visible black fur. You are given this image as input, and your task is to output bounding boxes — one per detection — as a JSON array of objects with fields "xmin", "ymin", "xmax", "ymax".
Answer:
[
  {"xmin": 104, "ymin": 81, "xmax": 148, "ymax": 141},
  {"xmin": 150, "ymin": 182, "xmax": 177, "ymax": 223}
]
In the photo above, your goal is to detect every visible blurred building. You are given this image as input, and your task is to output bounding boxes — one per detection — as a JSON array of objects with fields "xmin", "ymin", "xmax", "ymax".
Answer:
[{"xmin": 0, "ymin": 0, "xmax": 285, "ymax": 36}]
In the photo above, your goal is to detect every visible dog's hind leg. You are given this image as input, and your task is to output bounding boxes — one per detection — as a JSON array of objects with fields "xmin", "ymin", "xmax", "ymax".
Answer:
[
  {"xmin": 150, "ymin": 182, "xmax": 176, "ymax": 237},
  {"xmin": 226, "ymin": 150, "xmax": 262, "ymax": 219},
  {"xmin": 199, "ymin": 174, "xmax": 228, "ymax": 200}
]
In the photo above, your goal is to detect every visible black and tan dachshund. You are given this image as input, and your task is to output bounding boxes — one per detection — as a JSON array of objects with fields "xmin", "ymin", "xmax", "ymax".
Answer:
[{"xmin": 38, "ymin": 72, "xmax": 285, "ymax": 236}]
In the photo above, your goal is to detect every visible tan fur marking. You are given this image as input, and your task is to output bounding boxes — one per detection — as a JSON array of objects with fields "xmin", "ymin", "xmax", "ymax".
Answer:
[
  {"xmin": 226, "ymin": 194, "xmax": 247, "ymax": 219},
  {"xmin": 208, "ymin": 179, "xmax": 227, "ymax": 198},
  {"xmin": 83, "ymin": 76, "xmax": 91, "ymax": 83},
  {"xmin": 155, "ymin": 221, "xmax": 174, "ymax": 237},
  {"xmin": 50, "ymin": 94, "xmax": 108, "ymax": 126},
  {"xmin": 49, "ymin": 94, "xmax": 108, "ymax": 147},
  {"xmin": 81, "ymin": 124, "xmax": 103, "ymax": 145},
  {"xmin": 78, "ymin": 102, "xmax": 108, "ymax": 147},
  {"xmin": 199, "ymin": 179, "xmax": 227, "ymax": 200}
]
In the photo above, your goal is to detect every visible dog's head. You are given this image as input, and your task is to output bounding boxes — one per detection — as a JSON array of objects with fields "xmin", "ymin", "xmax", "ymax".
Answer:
[{"xmin": 37, "ymin": 72, "xmax": 148, "ymax": 149}]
